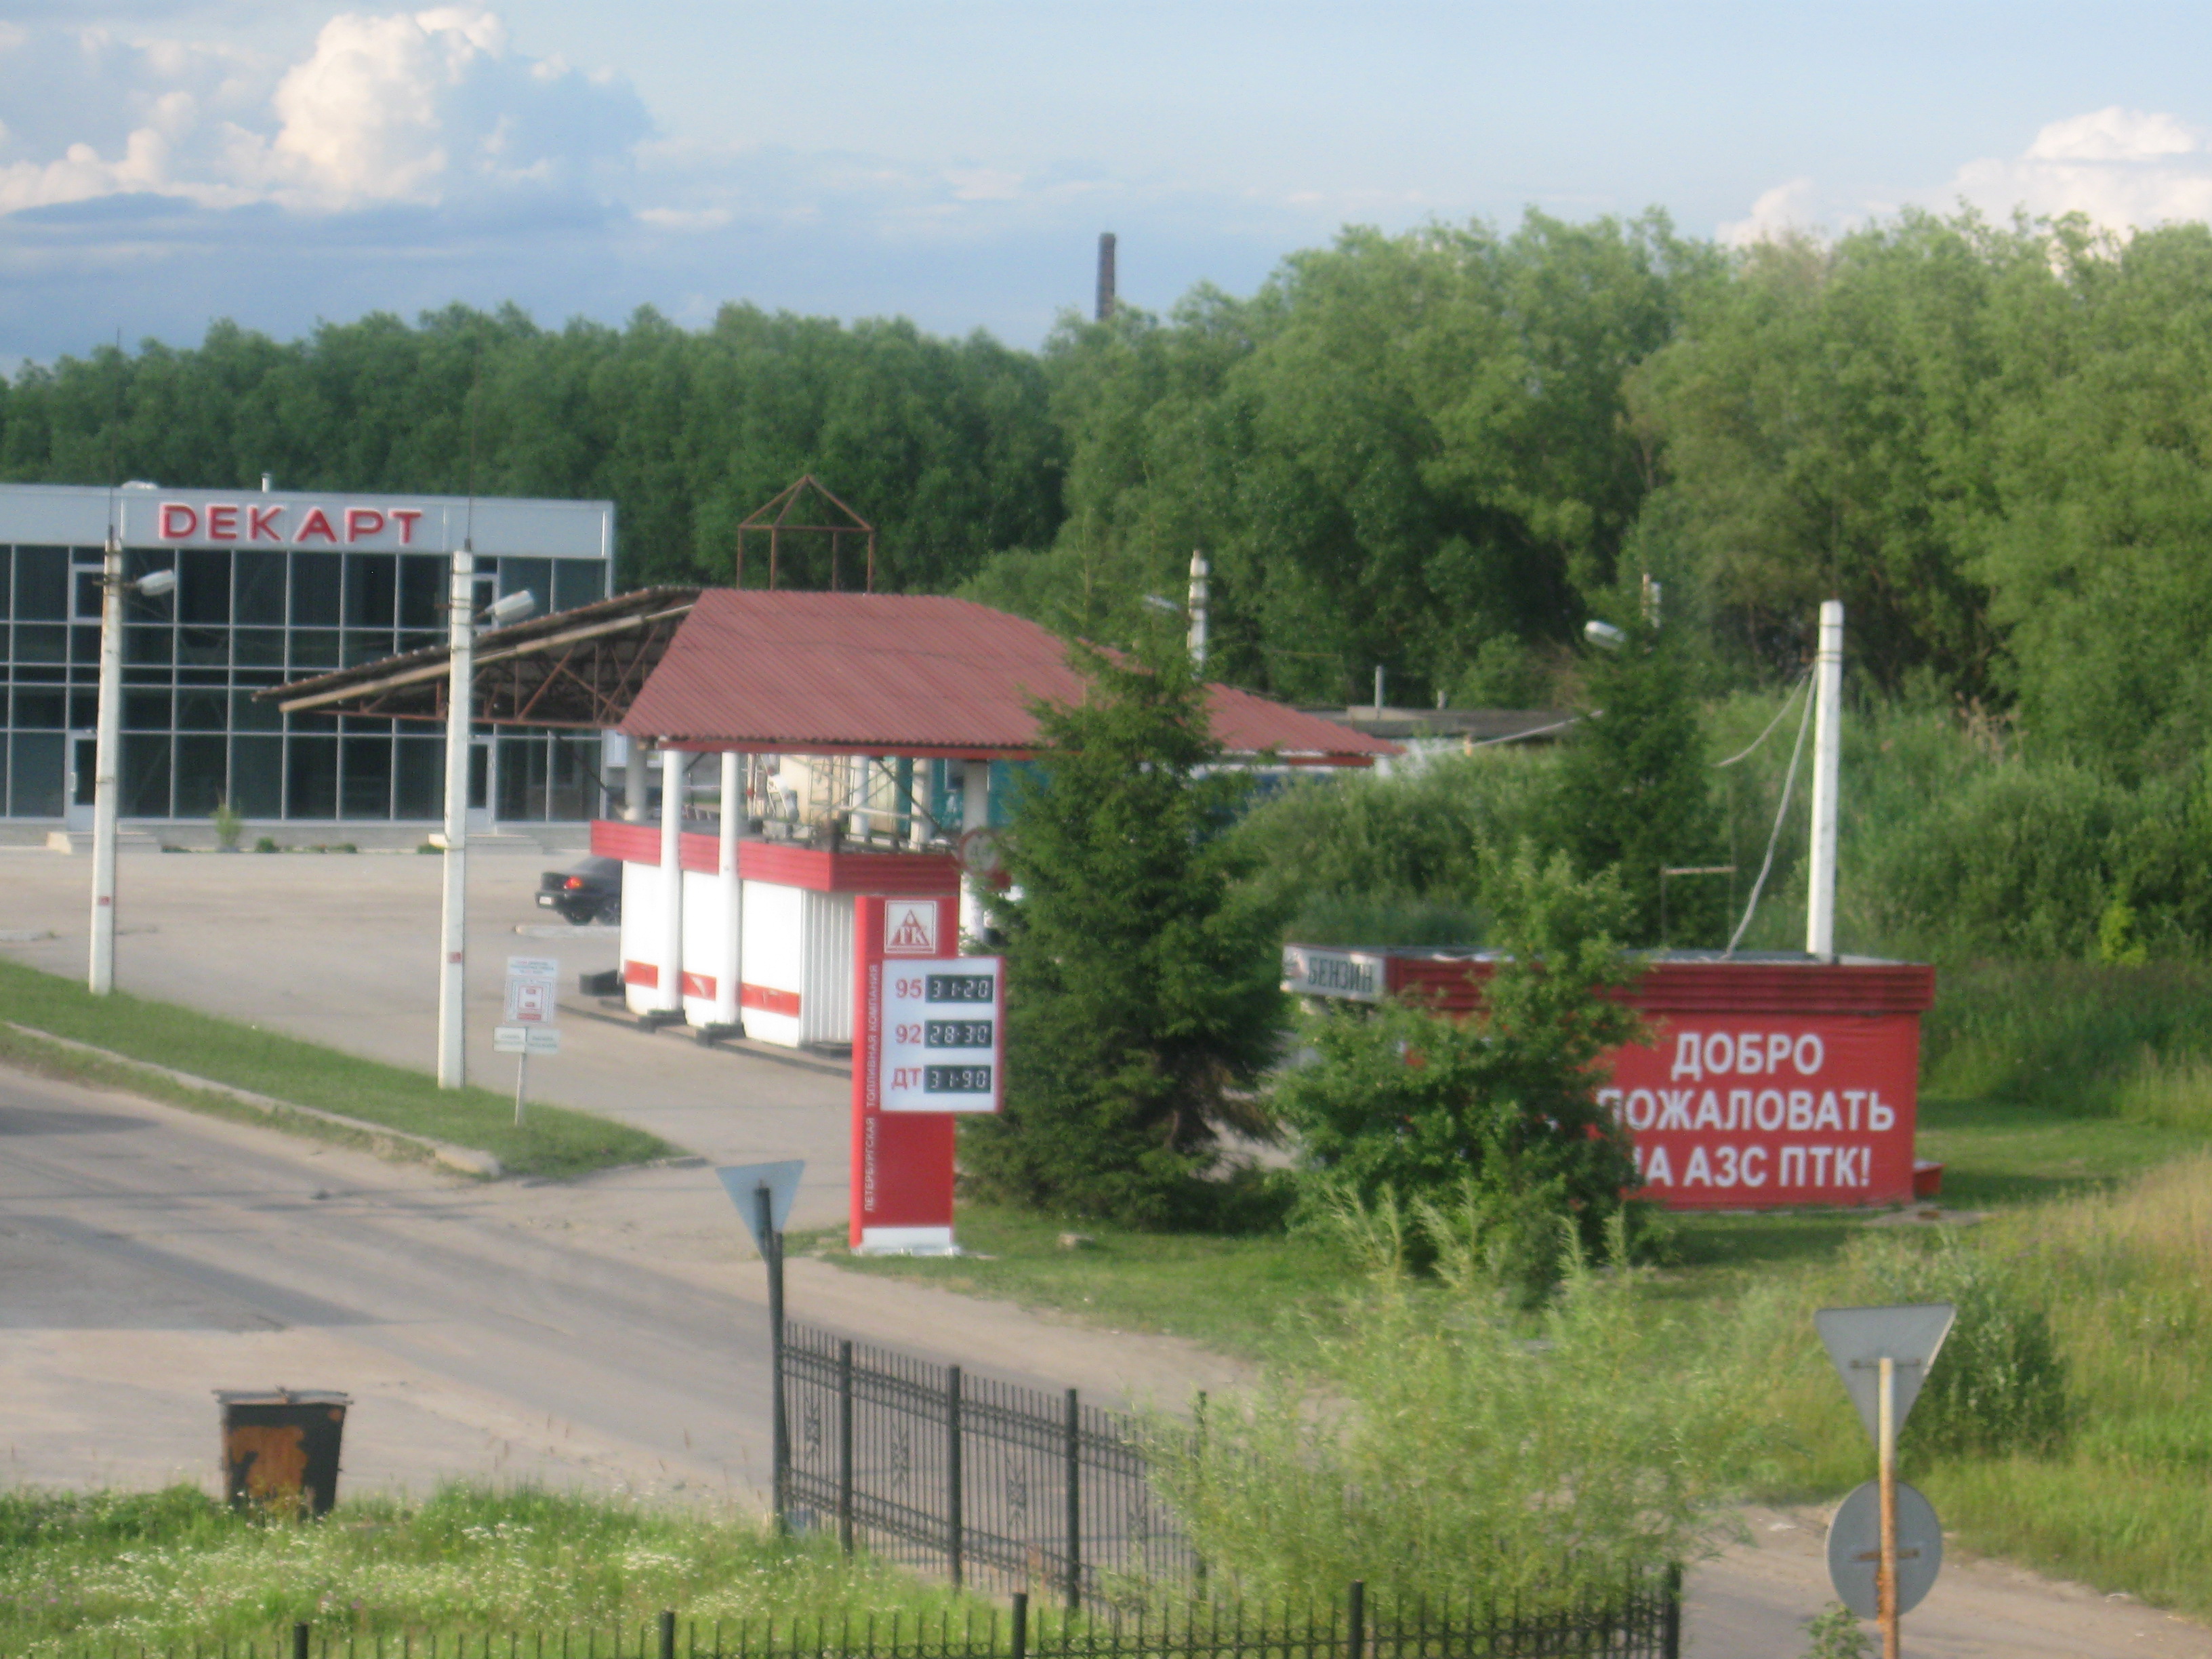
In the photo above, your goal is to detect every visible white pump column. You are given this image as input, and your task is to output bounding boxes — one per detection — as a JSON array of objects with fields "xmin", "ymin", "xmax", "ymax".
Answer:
[
  {"xmin": 1805, "ymin": 600, "xmax": 1845, "ymax": 961},
  {"xmin": 659, "ymin": 746, "xmax": 684, "ymax": 1015},
  {"xmin": 714, "ymin": 751, "xmax": 742, "ymax": 1030},
  {"xmin": 958, "ymin": 760, "xmax": 990, "ymax": 943}
]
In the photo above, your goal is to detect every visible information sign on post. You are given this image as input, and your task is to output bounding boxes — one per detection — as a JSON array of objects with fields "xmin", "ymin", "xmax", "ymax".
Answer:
[
  {"xmin": 881, "ymin": 959, "xmax": 1004, "ymax": 1112},
  {"xmin": 501, "ymin": 955, "xmax": 560, "ymax": 1126}
]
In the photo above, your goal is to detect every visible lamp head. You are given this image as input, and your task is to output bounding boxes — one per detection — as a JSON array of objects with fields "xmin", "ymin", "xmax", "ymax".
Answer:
[
  {"xmin": 133, "ymin": 569, "xmax": 178, "ymax": 599},
  {"xmin": 483, "ymin": 589, "xmax": 536, "ymax": 627},
  {"xmin": 1582, "ymin": 619, "xmax": 1626, "ymax": 651}
]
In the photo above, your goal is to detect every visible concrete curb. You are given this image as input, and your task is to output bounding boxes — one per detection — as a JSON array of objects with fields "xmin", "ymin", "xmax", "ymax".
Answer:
[{"xmin": 2, "ymin": 1023, "xmax": 504, "ymax": 1179}]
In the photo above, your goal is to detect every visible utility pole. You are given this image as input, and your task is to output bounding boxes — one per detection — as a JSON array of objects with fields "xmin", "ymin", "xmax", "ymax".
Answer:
[
  {"xmin": 437, "ymin": 543, "xmax": 474, "ymax": 1088},
  {"xmin": 89, "ymin": 529, "xmax": 123, "ymax": 995},
  {"xmin": 1186, "ymin": 550, "xmax": 1209, "ymax": 670},
  {"xmin": 1805, "ymin": 600, "xmax": 1844, "ymax": 960}
]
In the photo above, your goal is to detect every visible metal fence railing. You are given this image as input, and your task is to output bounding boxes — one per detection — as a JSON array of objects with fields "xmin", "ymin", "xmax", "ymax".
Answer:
[
  {"xmin": 779, "ymin": 1320, "xmax": 1198, "ymax": 1604},
  {"xmin": 32, "ymin": 1574, "xmax": 1683, "ymax": 1659}
]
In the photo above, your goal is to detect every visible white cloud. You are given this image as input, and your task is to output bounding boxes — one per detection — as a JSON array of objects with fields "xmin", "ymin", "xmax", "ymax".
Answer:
[
  {"xmin": 1944, "ymin": 106, "xmax": 2212, "ymax": 228},
  {"xmin": 1718, "ymin": 176, "xmax": 1820, "ymax": 247}
]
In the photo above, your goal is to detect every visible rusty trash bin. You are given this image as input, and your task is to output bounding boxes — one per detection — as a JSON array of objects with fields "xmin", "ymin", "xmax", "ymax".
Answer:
[{"xmin": 217, "ymin": 1389, "xmax": 350, "ymax": 1516}]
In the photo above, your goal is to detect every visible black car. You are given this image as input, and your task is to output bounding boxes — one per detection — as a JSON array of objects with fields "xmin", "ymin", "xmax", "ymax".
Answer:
[{"xmin": 537, "ymin": 855, "xmax": 621, "ymax": 924}]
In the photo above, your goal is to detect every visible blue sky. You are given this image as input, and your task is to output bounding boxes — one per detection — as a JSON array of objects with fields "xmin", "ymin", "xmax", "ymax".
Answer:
[{"xmin": 7, "ymin": 1, "xmax": 2212, "ymax": 362}]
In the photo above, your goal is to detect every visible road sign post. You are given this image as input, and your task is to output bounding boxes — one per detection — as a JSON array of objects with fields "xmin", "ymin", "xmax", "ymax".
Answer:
[
  {"xmin": 1816, "ymin": 1303, "xmax": 1955, "ymax": 1658},
  {"xmin": 502, "ymin": 956, "xmax": 559, "ymax": 1128},
  {"xmin": 716, "ymin": 1161, "xmax": 804, "ymax": 1534}
]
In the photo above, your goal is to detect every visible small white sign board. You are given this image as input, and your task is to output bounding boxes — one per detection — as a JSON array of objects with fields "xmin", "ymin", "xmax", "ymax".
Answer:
[
  {"xmin": 494, "ymin": 1025, "xmax": 560, "ymax": 1054},
  {"xmin": 1816, "ymin": 1303, "xmax": 1956, "ymax": 1442},
  {"xmin": 504, "ymin": 956, "xmax": 560, "ymax": 1025},
  {"xmin": 1826, "ymin": 1478, "xmax": 1944, "ymax": 1618},
  {"xmin": 716, "ymin": 1160, "xmax": 806, "ymax": 1254},
  {"xmin": 881, "ymin": 957, "xmax": 1004, "ymax": 1113}
]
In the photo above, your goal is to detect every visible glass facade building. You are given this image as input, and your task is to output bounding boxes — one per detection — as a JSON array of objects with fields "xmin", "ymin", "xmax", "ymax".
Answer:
[{"xmin": 0, "ymin": 484, "xmax": 615, "ymax": 827}]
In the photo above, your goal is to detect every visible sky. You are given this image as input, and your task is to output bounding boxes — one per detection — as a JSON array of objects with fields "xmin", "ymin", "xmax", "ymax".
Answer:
[{"xmin": 9, "ymin": 1, "xmax": 2212, "ymax": 363}]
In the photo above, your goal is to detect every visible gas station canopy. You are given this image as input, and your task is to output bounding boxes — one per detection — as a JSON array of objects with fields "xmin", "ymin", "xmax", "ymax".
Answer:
[{"xmin": 273, "ymin": 586, "xmax": 1397, "ymax": 766}]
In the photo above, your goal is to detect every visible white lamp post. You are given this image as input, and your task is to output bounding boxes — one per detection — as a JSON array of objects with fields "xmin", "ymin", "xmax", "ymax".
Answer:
[
  {"xmin": 435, "ymin": 560, "xmax": 536, "ymax": 1090},
  {"xmin": 87, "ymin": 548, "xmax": 175, "ymax": 996}
]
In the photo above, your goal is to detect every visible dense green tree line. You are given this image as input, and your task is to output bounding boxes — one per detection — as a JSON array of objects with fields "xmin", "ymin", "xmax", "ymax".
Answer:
[
  {"xmin": 17, "ymin": 205, "xmax": 2212, "ymax": 775},
  {"xmin": 0, "ymin": 303, "xmax": 1062, "ymax": 595}
]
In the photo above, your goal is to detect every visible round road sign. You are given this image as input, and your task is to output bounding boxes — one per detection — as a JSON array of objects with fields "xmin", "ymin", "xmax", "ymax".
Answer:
[{"xmin": 1825, "ymin": 1479, "xmax": 1943, "ymax": 1619}]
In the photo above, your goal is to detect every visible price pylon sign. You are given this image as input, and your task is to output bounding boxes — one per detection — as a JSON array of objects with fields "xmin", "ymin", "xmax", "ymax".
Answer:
[{"xmin": 850, "ymin": 895, "xmax": 988, "ymax": 1255}]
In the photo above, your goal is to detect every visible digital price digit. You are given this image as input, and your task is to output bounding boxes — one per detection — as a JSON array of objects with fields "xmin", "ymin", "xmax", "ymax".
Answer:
[
  {"xmin": 923, "ymin": 1064, "xmax": 994, "ymax": 1093},
  {"xmin": 925, "ymin": 1019, "xmax": 993, "ymax": 1048},
  {"xmin": 926, "ymin": 973, "xmax": 996, "ymax": 1004}
]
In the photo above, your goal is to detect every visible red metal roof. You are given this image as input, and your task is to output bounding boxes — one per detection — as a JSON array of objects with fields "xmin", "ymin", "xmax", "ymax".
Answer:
[{"xmin": 617, "ymin": 590, "xmax": 1397, "ymax": 765}]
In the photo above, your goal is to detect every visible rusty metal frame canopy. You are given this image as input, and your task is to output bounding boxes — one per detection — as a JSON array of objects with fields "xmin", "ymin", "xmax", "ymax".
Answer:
[
  {"xmin": 736, "ymin": 474, "xmax": 877, "ymax": 593},
  {"xmin": 266, "ymin": 588, "xmax": 699, "ymax": 727}
]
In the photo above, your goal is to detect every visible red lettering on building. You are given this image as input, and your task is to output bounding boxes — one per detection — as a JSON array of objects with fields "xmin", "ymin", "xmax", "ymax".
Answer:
[
  {"xmin": 206, "ymin": 504, "xmax": 239, "ymax": 541},
  {"xmin": 159, "ymin": 504, "xmax": 198, "ymax": 539},
  {"xmin": 391, "ymin": 508, "xmax": 424, "ymax": 544},
  {"xmin": 345, "ymin": 508, "xmax": 386, "ymax": 542},
  {"xmin": 248, "ymin": 504, "xmax": 285, "ymax": 541},
  {"xmin": 295, "ymin": 507, "xmax": 338, "ymax": 544}
]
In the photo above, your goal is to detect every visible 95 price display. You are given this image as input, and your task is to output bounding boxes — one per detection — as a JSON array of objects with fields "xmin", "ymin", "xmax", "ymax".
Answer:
[{"xmin": 926, "ymin": 973, "xmax": 995, "ymax": 1004}]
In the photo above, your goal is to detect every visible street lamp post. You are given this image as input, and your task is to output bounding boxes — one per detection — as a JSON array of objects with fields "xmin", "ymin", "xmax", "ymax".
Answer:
[
  {"xmin": 436, "ymin": 564, "xmax": 537, "ymax": 1090},
  {"xmin": 88, "ymin": 543, "xmax": 174, "ymax": 996}
]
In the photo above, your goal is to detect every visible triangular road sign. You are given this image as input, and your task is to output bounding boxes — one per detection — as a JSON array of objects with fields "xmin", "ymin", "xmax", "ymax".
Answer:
[
  {"xmin": 716, "ymin": 1160, "xmax": 806, "ymax": 1254},
  {"xmin": 1816, "ymin": 1303, "xmax": 1956, "ymax": 1443}
]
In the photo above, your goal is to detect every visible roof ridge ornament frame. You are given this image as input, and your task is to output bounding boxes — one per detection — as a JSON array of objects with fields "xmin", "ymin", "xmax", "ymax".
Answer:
[{"xmin": 736, "ymin": 474, "xmax": 877, "ymax": 594}]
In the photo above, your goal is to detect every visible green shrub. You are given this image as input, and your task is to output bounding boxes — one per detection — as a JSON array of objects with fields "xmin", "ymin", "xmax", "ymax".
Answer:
[
  {"xmin": 1801, "ymin": 1603, "xmax": 1872, "ymax": 1659},
  {"xmin": 1842, "ymin": 1231, "xmax": 2070, "ymax": 1459}
]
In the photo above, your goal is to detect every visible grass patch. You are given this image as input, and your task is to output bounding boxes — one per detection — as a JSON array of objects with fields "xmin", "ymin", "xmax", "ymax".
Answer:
[
  {"xmin": 0, "ymin": 956, "xmax": 668, "ymax": 1179},
  {"xmin": 0, "ymin": 1483, "xmax": 989, "ymax": 1655}
]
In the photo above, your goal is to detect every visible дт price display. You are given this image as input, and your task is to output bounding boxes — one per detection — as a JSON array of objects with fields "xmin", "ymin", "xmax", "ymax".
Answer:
[{"xmin": 881, "ymin": 957, "xmax": 1005, "ymax": 1113}]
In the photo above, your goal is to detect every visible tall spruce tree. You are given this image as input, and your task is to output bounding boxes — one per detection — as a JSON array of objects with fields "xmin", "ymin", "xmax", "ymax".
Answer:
[
  {"xmin": 1553, "ymin": 618, "xmax": 1725, "ymax": 945},
  {"xmin": 962, "ymin": 647, "xmax": 1286, "ymax": 1225}
]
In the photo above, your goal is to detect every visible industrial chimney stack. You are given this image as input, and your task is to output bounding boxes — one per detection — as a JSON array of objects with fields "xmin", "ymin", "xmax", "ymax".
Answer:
[{"xmin": 1095, "ymin": 232, "xmax": 1117, "ymax": 322}]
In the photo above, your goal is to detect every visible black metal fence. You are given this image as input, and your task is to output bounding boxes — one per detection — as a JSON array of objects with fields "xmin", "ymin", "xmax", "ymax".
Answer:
[
  {"xmin": 779, "ymin": 1321, "xmax": 1197, "ymax": 1604},
  {"xmin": 40, "ymin": 1575, "xmax": 1682, "ymax": 1659}
]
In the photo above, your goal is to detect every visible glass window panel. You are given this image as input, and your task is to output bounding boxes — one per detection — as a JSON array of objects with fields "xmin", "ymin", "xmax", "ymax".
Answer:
[
  {"xmin": 68, "ymin": 689, "xmax": 96, "ymax": 728},
  {"xmin": 340, "ymin": 716, "xmax": 394, "ymax": 736},
  {"xmin": 230, "ymin": 736, "xmax": 283, "ymax": 818},
  {"xmin": 234, "ymin": 628, "xmax": 286, "ymax": 666},
  {"xmin": 399, "ymin": 556, "xmax": 446, "ymax": 630},
  {"xmin": 288, "ymin": 632, "xmax": 340, "ymax": 670},
  {"xmin": 123, "ymin": 689, "xmax": 172, "ymax": 729},
  {"xmin": 122, "ymin": 548, "xmax": 173, "ymax": 586},
  {"xmin": 123, "ymin": 623, "xmax": 172, "ymax": 666},
  {"xmin": 9, "ymin": 731, "xmax": 63, "ymax": 817},
  {"xmin": 394, "ymin": 737, "xmax": 443, "ymax": 818},
  {"xmin": 71, "ymin": 624, "xmax": 100, "ymax": 664},
  {"xmin": 232, "ymin": 689, "xmax": 283, "ymax": 732},
  {"xmin": 0, "ymin": 547, "xmax": 11, "ymax": 619},
  {"xmin": 73, "ymin": 570, "xmax": 103, "ymax": 622},
  {"xmin": 180, "ymin": 550, "xmax": 231, "ymax": 625},
  {"xmin": 289, "ymin": 708, "xmax": 339, "ymax": 735},
  {"xmin": 549, "ymin": 734, "xmax": 598, "ymax": 821},
  {"xmin": 397, "ymin": 630, "xmax": 440, "ymax": 655},
  {"xmin": 178, "ymin": 626, "xmax": 228, "ymax": 666},
  {"xmin": 122, "ymin": 732, "xmax": 171, "ymax": 818},
  {"xmin": 344, "ymin": 553, "xmax": 398, "ymax": 628},
  {"xmin": 175, "ymin": 734, "xmax": 228, "ymax": 817},
  {"xmin": 176, "ymin": 689, "xmax": 228, "ymax": 731},
  {"xmin": 343, "ymin": 630, "xmax": 395, "ymax": 668},
  {"xmin": 178, "ymin": 666, "xmax": 228, "ymax": 686},
  {"xmin": 553, "ymin": 558, "xmax": 607, "ymax": 613},
  {"xmin": 497, "ymin": 734, "xmax": 548, "ymax": 821},
  {"xmin": 13, "ymin": 623, "xmax": 66, "ymax": 663},
  {"xmin": 12, "ymin": 687, "xmax": 64, "ymax": 727},
  {"xmin": 234, "ymin": 551, "xmax": 286, "ymax": 625},
  {"xmin": 289, "ymin": 552, "xmax": 341, "ymax": 627},
  {"xmin": 285, "ymin": 735, "xmax": 337, "ymax": 818},
  {"xmin": 340, "ymin": 735, "xmax": 392, "ymax": 818},
  {"xmin": 14, "ymin": 548, "xmax": 66, "ymax": 621}
]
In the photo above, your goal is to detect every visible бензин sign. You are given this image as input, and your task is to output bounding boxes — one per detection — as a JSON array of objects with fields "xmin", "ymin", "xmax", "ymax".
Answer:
[
  {"xmin": 880, "ymin": 960, "xmax": 1004, "ymax": 1112},
  {"xmin": 1282, "ymin": 945, "xmax": 1386, "ymax": 1003}
]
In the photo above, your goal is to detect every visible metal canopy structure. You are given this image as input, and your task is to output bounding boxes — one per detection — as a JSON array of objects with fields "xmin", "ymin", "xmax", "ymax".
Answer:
[
  {"xmin": 268, "ymin": 585, "xmax": 1396, "ymax": 766},
  {"xmin": 737, "ymin": 474, "xmax": 877, "ymax": 593},
  {"xmin": 268, "ymin": 588, "xmax": 698, "ymax": 727}
]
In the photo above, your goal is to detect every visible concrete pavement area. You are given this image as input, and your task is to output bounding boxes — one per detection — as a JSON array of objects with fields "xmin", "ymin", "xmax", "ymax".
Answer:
[{"xmin": 0, "ymin": 846, "xmax": 859, "ymax": 1224}]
